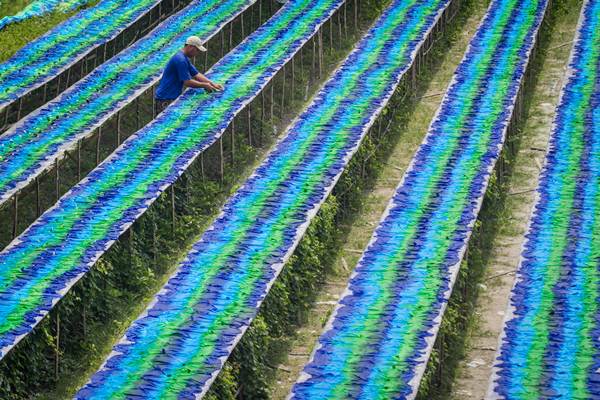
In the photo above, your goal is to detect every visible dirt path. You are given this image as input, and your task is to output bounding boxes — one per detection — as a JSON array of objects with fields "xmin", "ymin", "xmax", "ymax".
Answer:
[
  {"xmin": 449, "ymin": 2, "xmax": 583, "ymax": 399},
  {"xmin": 269, "ymin": 2, "xmax": 489, "ymax": 397}
]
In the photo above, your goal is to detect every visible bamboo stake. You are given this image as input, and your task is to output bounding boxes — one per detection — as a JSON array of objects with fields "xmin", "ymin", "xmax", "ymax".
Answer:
[
  {"xmin": 204, "ymin": 43, "xmax": 209, "ymax": 71},
  {"xmin": 318, "ymin": 29, "xmax": 323, "ymax": 79},
  {"xmin": 344, "ymin": 1, "xmax": 348, "ymax": 39},
  {"xmin": 96, "ymin": 127, "xmax": 102, "ymax": 165},
  {"xmin": 12, "ymin": 196, "xmax": 18, "ymax": 239},
  {"xmin": 221, "ymin": 29, "xmax": 225, "ymax": 57},
  {"xmin": 270, "ymin": 81, "xmax": 274, "ymax": 122},
  {"xmin": 16, "ymin": 98, "xmax": 23, "ymax": 122},
  {"xmin": 241, "ymin": 13, "xmax": 245, "ymax": 38},
  {"xmin": 231, "ymin": 119, "xmax": 236, "ymax": 164},
  {"xmin": 170, "ymin": 186, "xmax": 176, "ymax": 234},
  {"xmin": 77, "ymin": 140, "xmax": 82, "ymax": 181},
  {"xmin": 55, "ymin": 158, "xmax": 60, "ymax": 201},
  {"xmin": 117, "ymin": 111, "xmax": 122, "ymax": 145},
  {"xmin": 247, "ymin": 106, "xmax": 252, "ymax": 146},
  {"xmin": 55, "ymin": 314, "xmax": 60, "ymax": 382},
  {"xmin": 280, "ymin": 65, "xmax": 286, "ymax": 118},
  {"xmin": 200, "ymin": 152, "xmax": 205, "ymax": 181},
  {"xmin": 35, "ymin": 177, "xmax": 40, "ymax": 218},
  {"xmin": 291, "ymin": 56, "xmax": 295, "ymax": 101},
  {"xmin": 219, "ymin": 137, "xmax": 224, "ymax": 183}
]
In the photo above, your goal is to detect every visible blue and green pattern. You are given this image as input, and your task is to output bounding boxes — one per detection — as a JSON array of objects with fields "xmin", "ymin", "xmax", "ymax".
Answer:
[
  {"xmin": 290, "ymin": 0, "xmax": 548, "ymax": 398},
  {"xmin": 0, "ymin": 0, "xmax": 254, "ymax": 205},
  {"xmin": 490, "ymin": 0, "xmax": 600, "ymax": 398},
  {"xmin": 0, "ymin": 0, "xmax": 163, "ymax": 112},
  {"xmin": 76, "ymin": 0, "xmax": 451, "ymax": 397},
  {"xmin": 0, "ymin": 0, "xmax": 343, "ymax": 362},
  {"xmin": 0, "ymin": 0, "xmax": 94, "ymax": 30}
]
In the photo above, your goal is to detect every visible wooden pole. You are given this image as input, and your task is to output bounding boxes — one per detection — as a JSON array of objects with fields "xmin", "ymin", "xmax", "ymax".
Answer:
[
  {"xmin": 200, "ymin": 152, "xmax": 205, "ymax": 181},
  {"xmin": 241, "ymin": 13, "xmax": 245, "ymax": 38},
  {"xmin": 231, "ymin": 119, "xmax": 236, "ymax": 164},
  {"xmin": 96, "ymin": 127, "xmax": 102, "ymax": 165},
  {"xmin": 204, "ymin": 43, "xmax": 209, "ymax": 71},
  {"xmin": 221, "ymin": 29, "xmax": 225, "ymax": 57},
  {"xmin": 318, "ymin": 29, "xmax": 323, "ymax": 79},
  {"xmin": 55, "ymin": 158, "xmax": 60, "ymax": 201},
  {"xmin": 56, "ymin": 75, "xmax": 62, "ymax": 97},
  {"xmin": 246, "ymin": 106, "xmax": 252, "ymax": 146},
  {"xmin": 261, "ymin": 89, "xmax": 266, "ymax": 136},
  {"xmin": 36, "ymin": 177, "xmax": 41, "ymax": 218},
  {"xmin": 55, "ymin": 314, "xmax": 60, "ymax": 382},
  {"xmin": 16, "ymin": 98, "xmax": 23, "ymax": 122},
  {"xmin": 344, "ymin": 2, "xmax": 348, "ymax": 39},
  {"xmin": 270, "ymin": 81, "xmax": 274, "ymax": 122},
  {"xmin": 117, "ymin": 111, "xmax": 122, "ymax": 145},
  {"xmin": 312, "ymin": 36, "xmax": 316, "ymax": 74},
  {"xmin": 354, "ymin": 0, "xmax": 358, "ymax": 30},
  {"xmin": 136, "ymin": 97, "xmax": 141, "ymax": 130},
  {"xmin": 170, "ymin": 186, "xmax": 176, "ymax": 234},
  {"xmin": 291, "ymin": 56, "xmax": 295, "ymax": 101},
  {"xmin": 219, "ymin": 137, "xmax": 224, "ymax": 183},
  {"xmin": 280, "ymin": 65, "xmax": 286, "ymax": 118},
  {"xmin": 229, "ymin": 21, "xmax": 233, "ymax": 50},
  {"xmin": 77, "ymin": 140, "xmax": 82, "ymax": 181},
  {"xmin": 12, "ymin": 196, "xmax": 18, "ymax": 239}
]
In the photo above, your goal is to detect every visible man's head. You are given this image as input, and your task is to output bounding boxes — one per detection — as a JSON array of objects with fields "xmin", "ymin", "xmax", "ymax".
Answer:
[{"xmin": 183, "ymin": 36, "xmax": 207, "ymax": 57}]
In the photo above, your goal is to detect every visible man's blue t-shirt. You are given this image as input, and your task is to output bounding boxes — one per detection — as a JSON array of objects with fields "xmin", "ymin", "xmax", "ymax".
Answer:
[{"xmin": 155, "ymin": 51, "xmax": 199, "ymax": 100}]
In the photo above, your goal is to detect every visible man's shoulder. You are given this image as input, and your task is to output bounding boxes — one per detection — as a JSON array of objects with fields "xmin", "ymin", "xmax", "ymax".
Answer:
[{"xmin": 169, "ymin": 51, "xmax": 188, "ymax": 64}]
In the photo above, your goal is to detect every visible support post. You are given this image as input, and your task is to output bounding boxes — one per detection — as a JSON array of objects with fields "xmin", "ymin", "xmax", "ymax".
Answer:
[
  {"xmin": 204, "ymin": 44, "xmax": 209, "ymax": 71},
  {"xmin": 241, "ymin": 13, "xmax": 245, "ymax": 38},
  {"xmin": 270, "ymin": 82, "xmax": 274, "ymax": 122},
  {"xmin": 318, "ymin": 29, "xmax": 323, "ymax": 79},
  {"xmin": 12, "ymin": 195, "xmax": 18, "ymax": 239},
  {"xmin": 247, "ymin": 106, "xmax": 252, "ymax": 146},
  {"xmin": 231, "ymin": 119, "xmax": 236, "ymax": 165},
  {"xmin": 344, "ymin": 1, "xmax": 348, "ymax": 39},
  {"xmin": 117, "ymin": 111, "xmax": 122, "ymax": 145},
  {"xmin": 96, "ymin": 127, "xmax": 102, "ymax": 165},
  {"xmin": 16, "ymin": 97, "xmax": 24, "ymax": 122},
  {"xmin": 55, "ymin": 158, "xmax": 60, "ymax": 201},
  {"xmin": 77, "ymin": 140, "xmax": 82, "ymax": 181},
  {"xmin": 55, "ymin": 314, "xmax": 60, "ymax": 382},
  {"xmin": 291, "ymin": 56, "xmax": 295, "ymax": 101},
  {"xmin": 280, "ymin": 65, "xmax": 286, "ymax": 118},
  {"xmin": 36, "ymin": 177, "xmax": 41, "ymax": 218},
  {"xmin": 136, "ymin": 98, "xmax": 140, "ymax": 130},
  {"xmin": 219, "ymin": 137, "xmax": 224, "ymax": 183},
  {"xmin": 170, "ymin": 185, "xmax": 176, "ymax": 234}
]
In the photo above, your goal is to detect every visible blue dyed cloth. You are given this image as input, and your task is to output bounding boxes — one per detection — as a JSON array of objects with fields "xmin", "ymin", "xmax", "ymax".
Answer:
[{"xmin": 156, "ymin": 51, "xmax": 199, "ymax": 100}]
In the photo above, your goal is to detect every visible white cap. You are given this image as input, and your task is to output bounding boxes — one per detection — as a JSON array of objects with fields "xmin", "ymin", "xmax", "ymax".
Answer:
[{"xmin": 185, "ymin": 36, "xmax": 207, "ymax": 52}]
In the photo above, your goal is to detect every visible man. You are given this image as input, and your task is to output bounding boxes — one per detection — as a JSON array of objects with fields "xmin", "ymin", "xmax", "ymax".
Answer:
[{"xmin": 154, "ymin": 36, "xmax": 223, "ymax": 116}]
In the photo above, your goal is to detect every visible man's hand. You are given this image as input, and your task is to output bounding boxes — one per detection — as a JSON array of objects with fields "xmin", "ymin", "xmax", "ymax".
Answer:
[
  {"xmin": 210, "ymin": 82, "xmax": 224, "ymax": 91},
  {"xmin": 183, "ymin": 80, "xmax": 216, "ymax": 92}
]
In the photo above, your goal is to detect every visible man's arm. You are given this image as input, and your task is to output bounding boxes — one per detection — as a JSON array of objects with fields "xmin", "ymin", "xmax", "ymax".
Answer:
[
  {"xmin": 193, "ymin": 73, "xmax": 224, "ymax": 91},
  {"xmin": 183, "ymin": 79, "xmax": 215, "ymax": 91}
]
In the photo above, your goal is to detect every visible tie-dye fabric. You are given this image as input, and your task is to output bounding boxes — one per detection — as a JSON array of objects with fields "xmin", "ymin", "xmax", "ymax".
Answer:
[
  {"xmin": 290, "ymin": 0, "xmax": 548, "ymax": 398},
  {"xmin": 76, "ymin": 0, "xmax": 450, "ymax": 398},
  {"xmin": 0, "ymin": 0, "xmax": 165, "ymax": 113},
  {"xmin": 0, "ymin": 0, "xmax": 254, "ymax": 206},
  {"xmin": 0, "ymin": 0, "xmax": 343, "ymax": 365},
  {"xmin": 0, "ymin": 0, "xmax": 93, "ymax": 30},
  {"xmin": 489, "ymin": 1, "xmax": 600, "ymax": 398}
]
